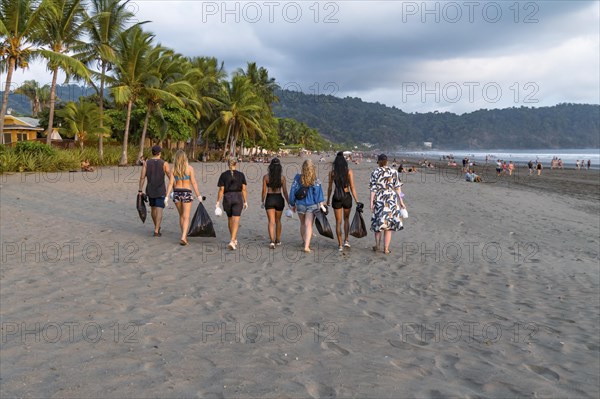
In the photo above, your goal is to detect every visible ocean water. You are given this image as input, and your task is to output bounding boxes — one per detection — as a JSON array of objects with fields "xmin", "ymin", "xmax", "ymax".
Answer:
[{"xmin": 395, "ymin": 149, "xmax": 600, "ymax": 169}]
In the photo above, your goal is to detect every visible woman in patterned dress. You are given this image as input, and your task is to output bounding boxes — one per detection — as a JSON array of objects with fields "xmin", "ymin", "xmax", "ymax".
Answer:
[{"xmin": 369, "ymin": 154, "xmax": 406, "ymax": 254}]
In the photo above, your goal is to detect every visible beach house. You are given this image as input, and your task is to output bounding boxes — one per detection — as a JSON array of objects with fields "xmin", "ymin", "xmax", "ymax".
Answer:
[{"xmin": 2, "ymin": 115, "xmax": 44, "ymax": 145}]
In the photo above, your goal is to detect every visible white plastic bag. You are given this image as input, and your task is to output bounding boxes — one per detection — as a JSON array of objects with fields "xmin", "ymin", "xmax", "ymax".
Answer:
[
  {"xmin": 215, "ymin": 205, "xmax": 223, "ymax": 217},
  {"xmin": 285, "ymin": 208, "xmax": 293, "ymax": 218},
  {"xmin": 400, "ymin": 208, "xmax": 408, "ymax": 219}
]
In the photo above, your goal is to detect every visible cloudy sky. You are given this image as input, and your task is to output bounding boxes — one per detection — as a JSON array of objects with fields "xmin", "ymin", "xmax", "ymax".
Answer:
[{"xmin": 7, "ymin": 0, "xmax": 600, "ymax": 114}]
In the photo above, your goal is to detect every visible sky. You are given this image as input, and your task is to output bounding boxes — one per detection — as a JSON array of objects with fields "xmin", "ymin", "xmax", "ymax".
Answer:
[{"xmin": 5, "ymin": 0, "xmax": 600, "ymax": 114}]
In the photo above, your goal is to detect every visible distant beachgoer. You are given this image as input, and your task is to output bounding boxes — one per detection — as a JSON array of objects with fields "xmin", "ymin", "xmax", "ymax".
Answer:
[
  {"xmin": 536, "ymin": 161, "xmax": 543, "ymax": 175},
  {"xmin": 81, "ymin": 159, "xmax": 94, "ymax": 172},
  {"xmin": 289, "ymin": 159, "xmax": 325, "ymax": 253},
  {"xmin": 528, "ymin": 160, "xmax": 534, "ymax": 175},
  {"xmin": 216, "ymin": 157, "xmax": 248, "ymax": 250},
  {"xmin": 508, "ymin": 161, "xmax": 514, "ymax": 176},
  {"xmin": 496, "ymin": 160, "xmax": 502, "ymax": 176},
  {"xmin": 138, "ymin": 145, "xmax": 169, "ymax": 237},
  {"xmin": 369, "ymin": 154, "xmax": 406, "ymax": 254},
  {"xmin": 327, "ymin": 152, "xmax": 360, "ymax": 252},
  {"xmin": 165, "ymin": 150, "xmax": 203, "ymax": 246},
  {"xmin": 261, "ymin": 158, "xmax": 290, "ymax": 248},
  {"xmin": 558, "ymin": 159, "xmax": 563, "ymax": 169},
  {"xmin": 587, "ymin": 159, "xmax": 591, "ymax": 170},
  {"xmin": 576, "ymin": 160, "xmax": 580, "ymax": 170}
]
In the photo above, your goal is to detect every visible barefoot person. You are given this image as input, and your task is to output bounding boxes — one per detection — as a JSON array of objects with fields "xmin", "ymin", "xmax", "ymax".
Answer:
[
  {"xmin": 369, "ymin": 154, "xmax": 406, "ymax": 254},
  {"xmin": 261, "ymin": 158, "xmax": 290, "ymax": 249},
  {"xmin": 165, "ymin": 150, "xmax": 203, "ymax": 246},
  {"xmin": 326, "ymin": 152, "xmax": 360, "ymax": 251},
  {"xmin": 216, "ymin": 157, "xmax": 248, "ymax": 250},
  {"xmin": 138, "ymin": 145, "xmax": 169, "ymax": 237},
  {"xmin": 289, "ymin": 159, "xmax": 325, "ymax": 253}
]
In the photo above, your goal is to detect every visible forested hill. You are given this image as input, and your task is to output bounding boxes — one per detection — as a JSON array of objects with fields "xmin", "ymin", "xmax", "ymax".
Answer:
[{"xmin": 273, "ymin": 89, "xmax": 600, "ymax": 150}]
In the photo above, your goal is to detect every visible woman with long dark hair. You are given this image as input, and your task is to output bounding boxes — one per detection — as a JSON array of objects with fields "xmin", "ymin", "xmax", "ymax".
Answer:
[
  {"xmin": 327, "ymin": 152, "xmax": 360, "ymax": 251},
  {"xmin": 261, "ymin": 158, "xmax": 290, "ymax": 248}
]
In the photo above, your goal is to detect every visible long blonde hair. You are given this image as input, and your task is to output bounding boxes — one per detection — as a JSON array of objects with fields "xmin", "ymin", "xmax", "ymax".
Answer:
[
  {"xmin": 174, "ymin": 150, "xmax": 188, "ymax": 178},
  {"xmin": 300, "ymin": 159, "xmax": 316, "ymax": 186}
]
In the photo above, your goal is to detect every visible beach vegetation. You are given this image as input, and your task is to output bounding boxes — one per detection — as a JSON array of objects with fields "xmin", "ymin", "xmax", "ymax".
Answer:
[{"xmin": 1, "ymin": 0, "xmax": 337, "ymax": 168}]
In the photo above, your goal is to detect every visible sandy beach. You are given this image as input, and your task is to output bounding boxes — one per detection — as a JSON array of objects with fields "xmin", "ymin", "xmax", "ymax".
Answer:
[{"xmin": 1, "ymin": 155, "xmax": 599, "ymax": 398}]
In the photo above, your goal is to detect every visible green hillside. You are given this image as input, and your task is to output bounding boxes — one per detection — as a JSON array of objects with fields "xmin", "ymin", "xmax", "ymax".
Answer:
[{"xmin": 273, "ymin": 89, "xmax": 600, "ymax": 150}]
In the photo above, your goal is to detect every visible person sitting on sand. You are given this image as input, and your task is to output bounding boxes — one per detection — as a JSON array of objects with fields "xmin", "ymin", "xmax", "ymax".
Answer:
[{"xmin": 81, "ymin": 159, "xmax": 95, "ymax": 172}]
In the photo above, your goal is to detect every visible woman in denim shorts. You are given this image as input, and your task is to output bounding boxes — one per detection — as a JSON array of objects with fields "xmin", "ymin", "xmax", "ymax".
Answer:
[{"xmin": 289, "ymin": 159, "xmax": 325, "ymax": 253}]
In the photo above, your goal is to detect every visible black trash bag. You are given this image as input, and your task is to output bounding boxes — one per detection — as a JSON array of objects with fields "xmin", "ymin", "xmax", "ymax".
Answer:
[
  {"xmin": 188, "ymin": 202, "xmax": 216, "ymax": 237},
  {"xmin": 136, "ymin": 192, "xmax": 148, "ymax": 223},
  {"xmin": 314, "ymin": 209, "xmax": 334, "ymax": 239},
  {"xmin": 349, "ymin": 203, "xmax": 367, "ymax": 238}
]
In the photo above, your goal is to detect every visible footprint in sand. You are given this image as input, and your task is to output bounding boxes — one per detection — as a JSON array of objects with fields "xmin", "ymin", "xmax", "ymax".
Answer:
[
  {"xmin": 321, "ymin": 341, "xmax": 350, "ymax": 356},
  {"xmin": 296, "ymin": 380, "xmax": 337, "ymax": 399},
  {"xmin": 363, "ymin": 310, "xmax": 385, "ymax": 319},
  {"xmin": 526, "ymin": 364, "xmax": 560, "ymax": 382}
]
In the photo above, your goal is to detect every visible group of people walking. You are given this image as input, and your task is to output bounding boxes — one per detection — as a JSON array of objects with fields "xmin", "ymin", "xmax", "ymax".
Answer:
[{"xmin": 139, "ymin": 148, "xmax": 407, "ymax": 254}]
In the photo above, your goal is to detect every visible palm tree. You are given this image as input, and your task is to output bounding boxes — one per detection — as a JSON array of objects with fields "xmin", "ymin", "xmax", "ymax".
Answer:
[
  {"xmin": 185, "ymin": 56, "xmax": 226, "ymax": 159},
  {"xmin": 206, "ymin": 75, "xmax": 266, "ymax": 159},
  {"xmin": 0, "ymin": 0, "xmax": 49, "ymax": 142},
  {"xmin": 36, "ymin": 0, "xmax": 91, "ymax": 145},
  {"xmin": 74, "ymin": 0, "xmax": 138, "ymax": 159},
  {"xmin": 136, "ymin": 48, "xmax": 195, "ymax": 160},
  {"xmin": 109, "ymin": 25, "xmax": 154, "ymax": 165},
  {"xmin": 235, "ymin": 62, "xmax": 279, "ymax": 110},
  {"xmin": 14, "ymin": 79, "xmax": 49, "ymax": 116},
  {"xmin": 56, "ymin": 96, "xmax": 107, "ymax": 148}
]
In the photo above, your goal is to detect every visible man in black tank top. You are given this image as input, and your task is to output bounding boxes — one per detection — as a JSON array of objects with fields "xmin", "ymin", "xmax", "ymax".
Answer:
[{"xmin": 138, "ymin": 146, "xmax": 170, "ymax": 236}]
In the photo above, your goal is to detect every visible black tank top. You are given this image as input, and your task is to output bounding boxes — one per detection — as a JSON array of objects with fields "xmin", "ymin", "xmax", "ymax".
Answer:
[{"xmin": 145, "ymin": 159, "xmax": 166, "ymax": 198}]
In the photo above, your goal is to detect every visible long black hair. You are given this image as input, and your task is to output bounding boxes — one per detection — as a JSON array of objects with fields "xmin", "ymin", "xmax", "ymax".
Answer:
[
  {"xmin": 267, "ymin": 158, "xmax": 282, "ymax": 189},
  {"xmin": 332, "ymin": 152, "xmax": 349, "ymax": 188}
]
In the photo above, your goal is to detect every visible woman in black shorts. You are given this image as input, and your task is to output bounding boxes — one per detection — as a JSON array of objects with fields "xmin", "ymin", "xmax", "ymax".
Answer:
[
  {"xmin": 261, "ymin": 158, "xmax": 290, "ymax": 248},
  {"xmin": 216, "ymin": 157, "xmax": 247, "ymax": 250},
  {"xmin": 327, "ymin": 152, "xmax": 360, "ymax": 251}
]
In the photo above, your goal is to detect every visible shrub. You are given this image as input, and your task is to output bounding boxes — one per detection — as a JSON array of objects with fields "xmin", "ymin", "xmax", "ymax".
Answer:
[{"xmin": 15, "ymin": 141, "xmax": 56, "ymax": 156}]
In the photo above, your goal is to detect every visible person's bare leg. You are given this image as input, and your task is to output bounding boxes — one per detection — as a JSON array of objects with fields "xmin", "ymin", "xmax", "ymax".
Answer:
[
  {"xmin": 383, "ymin": 230, "xmax": 393, "ymax": 253},
  {"xmin": 334, "ymin": 208, "xmax": 343, "ymax": 247},
  {"xmin": 180, "ymin": 202, "xmax": 192, "ymax": 242},
  {"xmin": 373, "ymin": 231, "xmax": 381, "ymax": 251},
  {"xmin": 229, "ymin": 216, "xmax": 241, "ymax": 242},
  {"xmin": 266, "ymin": 209, "xmax": 276, "ymax": 243},
  {"xmin": 298, "ymin": 213, "xmax": 306, "ymax": 246},
  {"xmin": 151, "ymin": 207, "xmax": 163, "ymax": 234},
  {"xmin": 343, "ymin": 208, "xmax": 351, "ymax": 243},
  {"xmin": 303, "ymin": 212, "xmax": 314, "ymax": 251},
  {"xmin": 275, "ymin": 210, "xmax": 283, "ymax": 243}
]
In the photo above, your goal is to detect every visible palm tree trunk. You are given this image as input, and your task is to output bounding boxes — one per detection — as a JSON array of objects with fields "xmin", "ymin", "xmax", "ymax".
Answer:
[
  {"xmin": 45, "ymin": 67, "xmax": 59, "ymax": 145},
  {"xmin": 222, "ymin": 123, "xmax": 232, "ymax": 160},
  {"xmin": 137, "ymin": 106, "xmax": 152, "ymax": 161},
  {"xmin": 119, "ymin": 100, "xmax": 134, "ymax": 166},
  {"xmin": 0, "ymin": 58, "xmax": 16, "ymax": 143},
  {"xmin": 98, "ymin": 63, "xmax": 106, "ymax": 160}
]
